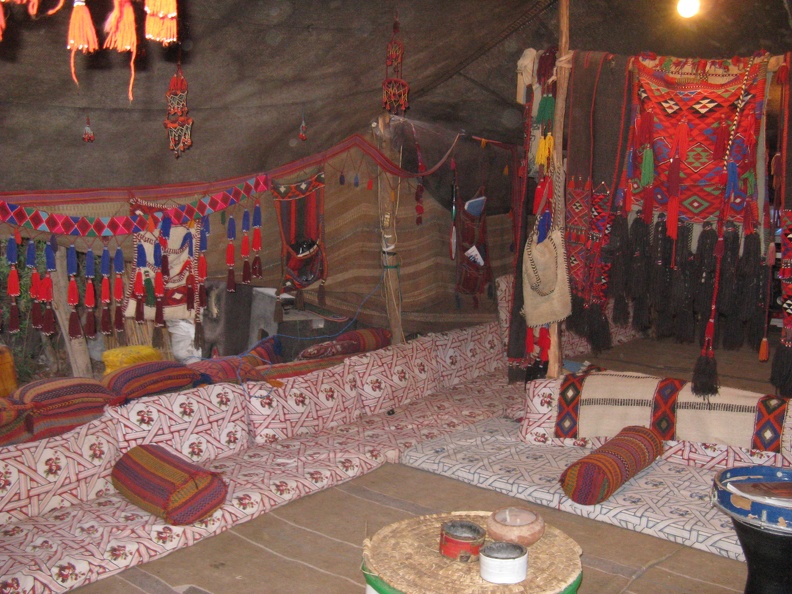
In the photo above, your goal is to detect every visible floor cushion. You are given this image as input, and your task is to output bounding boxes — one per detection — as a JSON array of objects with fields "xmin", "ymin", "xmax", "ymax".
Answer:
[
  {"xmin": 102, "ymin": 361, "xmax": 206, "ymax": 403},
  {"xmin": 112, "ymin": 444, "xmax": 228, "ymax": 525}
]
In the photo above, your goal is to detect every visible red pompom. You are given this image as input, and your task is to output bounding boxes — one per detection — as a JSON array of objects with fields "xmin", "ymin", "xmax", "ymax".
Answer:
[
  {"xmin": 114, "ymin": 276, "xmax": 124, "ymax": 301},
  {"xmin": 227, "ymin": 268, "xmax": 236, "ymax": 293},
  {"xmin": 68, "ymin": 277, "xmax": 79, "ymax": 307},
  {"xmin": 84, "ymin": 310, "xmax": 97, "ymax": 339},
  {"xmin": 226, "ymin": 241, "xmax": 235, "ymax": 267},
  {"xmin": 30, "ymin": 271, "xmax": 40, "ymax": 300},
  {"xmin": 241, "ymin": 234, "xmax": 250, "ymax": 259},
  {"xmin": 31, "ymin": 301, "xmax": 43, "ymax": 330},
  {"xmin": 154, "ymin": 270, "xmax": 165, "ymax": 298},
  {"xmin": 101, "ymin": 306, "xmax": 112, "ymax": 335},
  {"xmin": 69, "ymin": 309, "xmax": 82, "ymax": 339},
  {"xmin": 84, "ymin": 279, "xmax": 96, "ymax": 308},
  {"xmin": 7, "ymin": 266, "xmax": 19, "ymax": 298},
  {"xmin": 8, "ymin": 301, "xmax": 20, "ymax": 334},
  {"xmin": 198, "ymin": 254, "xmax": 207, "ymax": 281},
  {"xmin": 114, "ymin": 305, "xmax": 125, "ymax": 332},
  {"xmin": 133, "ymin": 270, "xmax": 144, "ymax": 297},
  {"xmin": 101, "ymin": 277, "xmax": 111, "ymax": 304}
]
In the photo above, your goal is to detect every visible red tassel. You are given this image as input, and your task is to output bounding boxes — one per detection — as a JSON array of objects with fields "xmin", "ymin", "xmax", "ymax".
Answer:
[
  {"xmin": 252, "ymin": 255, "xmax": 262, "ymax": 278},
  {"xmin": 7, "ymin": 266, "xmax": 19, "ymax": 297},
  {"xmin": 227, "ymin": 268, "xmax": 236, "ymax": 293},
  {"xmin": 667, "ymin": 195, "xmax": 680, "ymax": 240},
  {"xmin": 714, "ymin": 116, "xmax": 729, "ymax": 161},
  {"xmin": 84, "ymin": 309, "xmax": 97, "ymax": 339},
  {"xmin": 525, "ymin": 327, "xmax": 535, "ymax": 354},
  {"xmin": 667, "ymin": 156, "xmax": 681, "ymax": 198},
  {"xmin": 641, "ymin": 187, "xmax": 654, "ymax": 225},
  {"xmin": 155, "ymin": 299, "xmax": 165, "ymax": 327},
  {"xmin": 8, "ymin": 301, "xmax": 19, "ymax": 334},
  {"xmin": 114, "ymin": 305, "xmax": 125, "ymax": 332},
  {"xmin": 242, "ymin": 260, "xmax": 251, "ymax": 284},
  {"xmin": 43, "ymin": 305, "xmax": 56, "ymax": 336},
  {"xmin": 624, "ymin": 183, "xmax": 633, "ymax": 215},
  {"xmin": 31, "ymin": 301, "xmax": 43, "ymax": 329},
  {"xmin": 185, "ymin": 274, "xmax": 195, "ymax": 311},
  {"xmin": 161, "ymin": 253, "xmax": 169, "ymax": 278},
  {"xmin": 639, "ymin": 108, "xmax": 654, "ymax": 145},
  {"xmin": 68, "ymin": 309, "xmax": 82, "ymax": 339},
  {"xmin": 30, "ymin": 271, "xmax": 40, "ymax": 300},
  {"xmin": 114, "ymin": 276, "xmax": 124, "ymax": 301},
  {"xmin": 538, "ymin": 326, "xmax": 551, "ymax": 362},
  {"xmin": 367, "ymin": 178, "xmax": 374, "ymax": 190},
  {"xmin": 154, "ymin": 270, "xmax": 165, "ymax": 297},
  {"xmin": 135, "ymin": 296, "xmax": 144, "ymax": 322},
  {"xmin": 133, "ymin": 270, "xmax": 144, "ymax": 296},
  {"xmin": 198, "ymin": 254, "xmax": 207, "ymax": 280},
  {"xmin": 101, "ymin": 277, "xmax": 111, "ymax": 303},
  {"xmin": 241, "ymin": 235, "xmax": 250, "ymax": 259},
  {"xmin": 68, "ymin": 277, "xmax": 79, "ymax": 306},
  {"xmin": 252, "ymin": 228, "xmax": 262, "ymax": 252},
  {"xmin": 40, "ymin": 274, "xmax": 53, "ymax": 303},
  {"xmin": 760, "ymin": 337, "xmax": 770, "ymax": 362},
  {"xmin": 198, "ymin": 283, "xmax": 207, "ymax": 308},
  {"xmin": 193, "ymin": 318, "xmax": 204, "ymax": 350},
  {"xmin": 226, "ymin": 242, "xmax": 235, "ymax": 267},
  {"xmin": 84, "ymin": 279, "xmax": 96, "ymax": 308}
]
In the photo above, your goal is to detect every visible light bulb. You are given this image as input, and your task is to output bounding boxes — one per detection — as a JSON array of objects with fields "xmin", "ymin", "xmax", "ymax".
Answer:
[{"xmin": 677, "ymin": 0, "xmax": 700, "ymax": 18}]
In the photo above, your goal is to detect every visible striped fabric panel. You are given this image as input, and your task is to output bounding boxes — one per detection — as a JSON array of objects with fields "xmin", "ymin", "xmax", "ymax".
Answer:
[
  {"xmin": 112, "ymin": 444, "xmax": 228, "ymax": 525},
  {"xmin": 255, "ymin": 355, "xmax": 350, "ymax": 381},
  {"xmin": 26, "ymin": 399, "xmax": 107, "ymax": 440},
  {"xmin": 0, "ymin": 412, "xmax": 31, "ymax": 446},
  {"xmin": 10, "ymin": 378, "xmax": 119, "ymax": 409},
  {"xmin": 559, "ymin": 425, "xmax": 663, "ymax": 505},
  {"xmin": 101, "ymin": 361, "xmax": 205, "ymax": 402}
]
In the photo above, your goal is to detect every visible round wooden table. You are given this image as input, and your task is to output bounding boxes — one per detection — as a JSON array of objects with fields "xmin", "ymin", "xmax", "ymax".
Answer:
[{"xmin": 362, "ymin": 511, "xmax": 582, "ymax": 594}]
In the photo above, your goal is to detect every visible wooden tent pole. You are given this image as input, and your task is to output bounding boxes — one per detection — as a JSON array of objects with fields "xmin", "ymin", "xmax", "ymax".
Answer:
[
  {"xmin": 376, "ymin": 114, "xmax": 405, "ymax": 345},
  {"xmin": 547, "ymin": 0, "xmax": 571, "ymax": 378},
  {"xmin": 51, "ymin": 248, "xmax": 93, "ymax": 377}
]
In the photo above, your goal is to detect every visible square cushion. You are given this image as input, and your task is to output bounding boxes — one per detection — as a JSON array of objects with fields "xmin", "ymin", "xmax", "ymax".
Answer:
[
  {"xmin": 188, "ymin": 358, "xmax": 261, "ymax": 384},
  {"xmin": 245, "ymin": 361, "xmax": 359, "ymax": 445},
  {"xmin": 347, "ymin": 346, "xmax": 416, "ymax": 416},
  {"xmin": 112, "ymin": 444, "xmax": 227, "ymax": 525},
  {"xmin": 559, "ymin": 425, "xmax": 663, "ymax": 505},
  {"xmin": 101, "ymin": 361, "xmax": 205, "ymax": 403}
]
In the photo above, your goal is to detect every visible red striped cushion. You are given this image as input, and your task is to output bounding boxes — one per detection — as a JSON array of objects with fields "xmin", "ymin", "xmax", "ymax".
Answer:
[
  {"xmin": 334, "ymin": 328, "xmax": 391, "ymax": 352},
  {"xmin": 559, "ymin": 425, "xmax": 662, "ymax": 505},
  {"xmin": 102, "ymin": 361, "xmax": 204, "ymax": 403},
  {"xmin": 26, "ymin": 401, "xmax": 107, "ymax": 440},
  {"xmin": 0, "ymin": 411, "xmax": 31, "ymax": 447},
  {"xmin": 255, "ymin": 355, "xmax": 349, "ymax": 381},
  {"xmin": 188, "ymin": 358, "xmax": 259, "ymax": 384},
  {"xmin": 10, "ymin": 378, "xmax": 120, "ymax": 410},
  {"xmin": 296, "ymin": 340, "xmax": 359, "ymax": 360},
  {"xmin": 112, "ymin": 444, "xmax": 228, "ymax": 525}
]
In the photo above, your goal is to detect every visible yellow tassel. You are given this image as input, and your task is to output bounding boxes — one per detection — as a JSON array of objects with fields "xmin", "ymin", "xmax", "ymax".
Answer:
[
  {"xmin": 536, "ymin": 135, "xmax": 546, "ymax": 169},
  {"xmin": 544, "ymin": 133, "xmax": 554, "ymax": 165},
  {"xmin": 104, "ymin": 0, "xmax": 137, "ymax": 101},
  {"xmin": 67, "ymin": 0, "xmax": 98, "ymax": 86},
  {"xmin": 759, "ymin": 337, "xmax": 769, "ymax": 362},
  {"xmin": 503, "ymin": 164, "xmax": 509, "ymax": 176}
]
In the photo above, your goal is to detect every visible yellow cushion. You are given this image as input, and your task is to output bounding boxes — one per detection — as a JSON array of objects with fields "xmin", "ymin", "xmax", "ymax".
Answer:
[{"xmin": 102, "ymin": 345, "xmax": 162, "ymax": 375}]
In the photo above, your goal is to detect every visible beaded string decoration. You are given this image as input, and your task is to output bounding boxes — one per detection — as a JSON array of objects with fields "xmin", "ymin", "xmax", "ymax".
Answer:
[
  {"xmin": 66, "ymin": 245, "xmax": 82, "ymax": 339},
  {"xmin": 251, "ymin": 201, "xmax": 262, "ymax": 278},
  {"xmin": 100, "ymin": 245, "xmax": 112, "ymax": 334},
  {"xmin": 84, "ymin": 248, "xmax": 97, "ymax": 338},
  {"xmin": 113, "ymin": 246, "xmax": 125, "ymax": 332},
  {"xmin": 26, "ymin": 240, "xmax": 42, "ymax": 330},
  {"xmin": 382, "ymin": 11, "xmax": 409, "ymax": 114},
  {"xmin": 164, "ymin": 65, "xmax": 193, "ymax": 157},
  {"xmin": 41, "ymin": 241, "xmax": 56, "ymax": 336},
  {"xmin": 226, "ymin": 214, "xmax": 236, "ymax": 292},
  {"xmin": 82, "ymin": 115, "xmax": 95, "ymax": 142},
  {"xmin": 241, "ymin": 209, "xmax": 251, "ymax": 284}
]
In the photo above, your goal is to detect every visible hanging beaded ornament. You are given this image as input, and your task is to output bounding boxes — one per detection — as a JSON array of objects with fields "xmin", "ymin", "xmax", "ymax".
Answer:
[
  {"xmin": 164, "ymin": 65, "xmax": 193, "ymax": 157},
  {"xmin": 382, "ymin": 12, "xmax": 409, "ymax": 114}
]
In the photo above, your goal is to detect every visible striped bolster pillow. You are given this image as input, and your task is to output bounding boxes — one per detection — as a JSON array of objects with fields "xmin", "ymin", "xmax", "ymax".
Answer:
[
  {"xmin": 112, "ymin": 444, "xmax": 228, "ymax": 525},
  {"xmin": 559, "ymin": 425, "xmax": 662, "ymax": 505}
]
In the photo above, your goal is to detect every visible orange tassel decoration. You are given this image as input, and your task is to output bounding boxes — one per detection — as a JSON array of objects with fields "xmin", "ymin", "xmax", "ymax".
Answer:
[
  {"xmin": 67, "ymin": 0, "xmax": 98, "ymax": 86},
  {"xmin": 0, "ymin": 4, "xmax": 6, "ymax": 43},
  {"xmin": 104, "ymin": 0, "xmax": 137, "ymax": 101},
  {"xmin": 759, "ymin": 337, "xmax": 770, "ymax": 362},
  {"xmin": 144, "ymin": 0, "xmax": 176, "ymax": 45}
]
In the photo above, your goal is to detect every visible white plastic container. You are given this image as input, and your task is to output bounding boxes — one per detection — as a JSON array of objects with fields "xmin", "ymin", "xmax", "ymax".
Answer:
[{"xmin": 479, "ymin": 541, "xmax": 528, "ymax": 584}]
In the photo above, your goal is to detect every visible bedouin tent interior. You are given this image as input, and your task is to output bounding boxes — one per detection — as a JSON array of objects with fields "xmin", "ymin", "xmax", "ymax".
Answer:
[{"xmin": 3, "ymin": 0, "xmax": 792, "ymax": 592}]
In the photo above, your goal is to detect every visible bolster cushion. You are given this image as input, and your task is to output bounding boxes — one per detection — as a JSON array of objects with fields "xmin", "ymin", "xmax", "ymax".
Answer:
[
  {"xmin": 559, "ymin": 425, "xmax": 662, "ymax": 505},
  {"xmin": 112, "ymin": 444, "xmax": 228, "ymax": 525}
]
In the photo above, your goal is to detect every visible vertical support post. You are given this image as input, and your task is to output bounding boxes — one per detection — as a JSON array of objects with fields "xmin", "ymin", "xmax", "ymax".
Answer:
[
  {"xmin": 376, "ymin": 114, "xmax": 405, "ymax": 345},
  {"xmin": 547, "ymin": 0, "xmax": 571, "ymax": 378}
]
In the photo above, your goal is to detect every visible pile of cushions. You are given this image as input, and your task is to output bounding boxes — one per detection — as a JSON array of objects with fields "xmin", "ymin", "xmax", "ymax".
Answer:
[
  {"xmin": 296, "ymin": 327, "xmax": 391, "ymax": 360},
  {"xmin": 0, "ymin": 360, "xmax": 206, "ymax": 447},
  {"xmin": 188, "ymin": 336, "xmax": 283, "ymax": 383}
]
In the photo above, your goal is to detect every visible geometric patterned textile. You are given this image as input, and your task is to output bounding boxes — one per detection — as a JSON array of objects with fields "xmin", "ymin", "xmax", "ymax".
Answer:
[
  {"xmin": 628, "ymin": 54, "xmax": 768, "ymax": 226},
  {"xmin": 752, "ymin": 396, "xmax": 788, "ymax": 453},
  {"xmin": 651, "ymin": 377, "xmax": 686, "ymax": 440},
  {"xmin": 433, "ymin": 322, "xmax": 506, "ymax": 390},
  {"xmin": 554, "ymin": 367, "xmax": 602, "ymax": 439},
  {"xmin": 401, "ymin": 417, "xmax": 744, "ymax": 561},
  {"xmin": 243, "ymin": 361, "xmax": 361, "ymax": 446},
  {"xmin": 107, "ymin": 384, "xmax": 251, "ymax": 464},
  {"xmin": 521, "ymin": 372, "xmax": 792, "ymax": 469}
]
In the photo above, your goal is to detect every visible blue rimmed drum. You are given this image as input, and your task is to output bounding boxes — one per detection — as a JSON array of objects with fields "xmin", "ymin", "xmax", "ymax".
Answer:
[{"xmin": 712, "ymin": 465, "xmax": 792, "ymax": 594}]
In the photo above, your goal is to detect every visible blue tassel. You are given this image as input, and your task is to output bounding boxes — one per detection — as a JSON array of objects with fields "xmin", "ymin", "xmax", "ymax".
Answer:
[
  {"xmin": 180, "ymin": 232, "xmax": 194, "ymax": 258},
  {"xmin": 6, "ymin": 237, "xmax": 17, "ymax": 266},
  {"xmin": 253, "ymin": 203, "xmax": 262, "ymax": 228},
  {"xmin": 242, "ymin": 210, "xmax": 250, "ymax": 233},
  {"xmin": 339, "ymin": 173, "xmax": 346, "ymax": 185},
  {"xmin": 203, "ymin": 216, "xmax": 210, "ymax": 235},
  {"xmin": 725, "ymin": 161, "xmax": 739, "ymax": 198},
  {"xmin": 114, "ymin": 247, "xmax": 124, "ymax": 274},
  {"xmin": 67, "ymin": 245, "xmax": 78, "ymax": 277},
  {"xmin": 354, "ymin": 174, "xmax": 360, "ymax": 187},
  {"xmin": 227, "ymin": 215, "xmax": 236, "ymax": 241},
  {"xmin": 49, "ymin": 234, "xmax": 58, "ymax": 254},
  {"xmin": 25, "ymin": 241, "xmax": 36, "ymax": 269},
  {"xmin": 200, "ymin": 226, "xmax": 208, "ymax": 252},
  {"xmin": 136, "ymin": 243, "xmax": 146, "ymax": 268},
  {"xmin": 101, "ymin": 247, "xmax": 111, "ymax": 277},
  {"xmin": 85, "ymin": 249, "xmax": 95, "ymax": 278},
  {"xmin": 153, "ymin": 243, "xmax": 162, "ymax": 268},
  {"xmin": 45, "ymin": 244, "xmax": 56, "ymax": 271},
  {"xmin": 160, "ymin": 216, "xmax": 172, "ymax": 240}
]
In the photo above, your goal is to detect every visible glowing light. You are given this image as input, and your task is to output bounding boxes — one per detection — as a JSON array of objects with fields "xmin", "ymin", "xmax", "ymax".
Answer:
[{"xmin": 677, "ymin": 0, "xmax": 700, "ymax": 18}]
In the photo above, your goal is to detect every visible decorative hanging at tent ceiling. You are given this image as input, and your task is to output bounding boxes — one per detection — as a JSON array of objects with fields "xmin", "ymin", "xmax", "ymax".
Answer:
[
  {"xmin": 382, "ymin": 11, "xmax": 409, "ymax": 115},
  {"xmin": 164, "ymin": 65, "xmax": 193, "ymax": 158}
]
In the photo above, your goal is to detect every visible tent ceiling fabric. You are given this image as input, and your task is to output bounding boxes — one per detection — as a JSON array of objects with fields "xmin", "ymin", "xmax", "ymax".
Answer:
[{"xmin": 1, "ymin": 0, "xmax": 791, "ymax": 197}]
